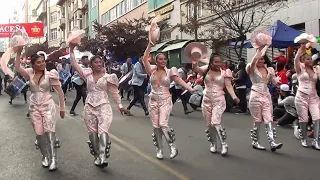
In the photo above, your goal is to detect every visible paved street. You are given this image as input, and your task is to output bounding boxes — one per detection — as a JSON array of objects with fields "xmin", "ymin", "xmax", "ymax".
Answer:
[{"xmin": 0, "ymin": 90, "xmax": 319, "ymax": 180}]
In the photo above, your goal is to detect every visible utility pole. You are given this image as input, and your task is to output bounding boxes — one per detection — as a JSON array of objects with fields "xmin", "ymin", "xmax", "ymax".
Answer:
[{"xmin": 25, "ymin": 0, "xmax": 28, "ymax": 23}]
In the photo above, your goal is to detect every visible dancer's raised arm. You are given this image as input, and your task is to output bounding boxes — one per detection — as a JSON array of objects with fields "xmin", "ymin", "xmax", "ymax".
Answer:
[
  {"xmin": 141, "ymin": 42, "xmax": 155, "ymax": 76},
  {"xmin": 294, "ymin": 45, "xmax": 305, "ymax": 75},
  {"xmin": 69, "ymin": 44, "xmax": 86, "ymax": 80},
  {"xmin": 170, "ymin": 67, "xmax": 194, "ymax": 92},
  {"xmin": 14, "ymin": 47, "xmax": 30, "ymax": 80},
  {"xmin": 192, "ymin": 62, "xmax": 208, "ymax": 76},
  {"xmin": 246, "ymin": 49, "xmax": 262, "ymax": 75}
]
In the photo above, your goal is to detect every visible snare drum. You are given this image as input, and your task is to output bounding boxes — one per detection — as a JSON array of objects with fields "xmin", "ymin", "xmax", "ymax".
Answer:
[
  {"xmin": 119, "ymin": 71, "xmax": 133, "ymax": 92},
  {"xmin": 59, "ymin": 71, "xmax": 71, "ymax": 86},
  {"xmin": 5, "ymin": 76, "xmax": 27, "ymax": 98}
]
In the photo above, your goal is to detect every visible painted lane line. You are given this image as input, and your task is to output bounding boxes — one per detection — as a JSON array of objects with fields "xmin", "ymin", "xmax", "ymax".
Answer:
[{"xmin": 56, "ymin": 104, "xmax": 189, "ymax": 180}]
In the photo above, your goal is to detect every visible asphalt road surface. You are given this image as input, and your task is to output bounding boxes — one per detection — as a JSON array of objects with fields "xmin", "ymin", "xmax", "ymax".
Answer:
[{"xmin": 0, "ymin": 90, "xmax": 318, "ymax": 180}]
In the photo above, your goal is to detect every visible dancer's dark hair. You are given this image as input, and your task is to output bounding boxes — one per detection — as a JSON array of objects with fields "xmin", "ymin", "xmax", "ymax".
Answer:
[
  {"xmin": 30, "ymin": 54, "xmax": 45, "ymax": 85},
  {"xmin": 202, "ymin": 53, "xmax": 221, "ymax": 85}
]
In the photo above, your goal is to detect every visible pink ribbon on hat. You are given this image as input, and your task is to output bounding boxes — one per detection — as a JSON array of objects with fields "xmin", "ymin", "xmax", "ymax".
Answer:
[{"xmin": 0, "ymin": 30, "xmax": 29, "ymax": 78}]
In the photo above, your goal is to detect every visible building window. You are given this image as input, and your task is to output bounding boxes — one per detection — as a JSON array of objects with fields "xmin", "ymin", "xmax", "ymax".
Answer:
[
  {"xmin": 187, "ymin": 1, "xmax": 203, "ymax": 20},
  {"xmin": 32, "ymin": 9, "xmax": 37, "ymax": 17},
  {"xmin": 135, "ymin": 0, "xmax": 145, "ymax": 6},
  {"xmin": 101, "ymin": 14, "xmax": 105, "ymax": 25},
  {"xmin": 116, "ymin": 4, "xmax": 121, "ymax": 17},
  {"xmin": 126, "ymin": 0, "xmax": 133, "ymax": 12},
  {"xmin": 106, "ymin": 11, "xmax": 110, "ymax": 23},
  {"xmin": 148, "ymin": 0, "xmax": 170, "ymax": 11},
  {"xmin": 101, "ymin": 11, "xmax": 111, "ymax": 25},
  {"xmin": 92, "ymin": 0, "xmax": 97, "ymax": 8},
  {"xmin": 110, "ymin": 8, "xmax": 117, "ymax": 21},
  {"xmin": 50, "ymin": 11, "xmax": 58, "ymax": 23},
  {"xmin": 50, "ymin": 28, "xmax": 58, "ymax": 40},
  {"xmin": 123, "ymin": 1, "xmax": 127, "ymax": 13},
  {"xmin": 120, "ymin": 1, "xmax": 125, "ymax": 15}
]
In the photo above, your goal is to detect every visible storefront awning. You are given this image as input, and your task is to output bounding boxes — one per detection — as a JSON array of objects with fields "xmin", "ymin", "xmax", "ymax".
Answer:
[
  {"xmin": 150, "ymin": 41, "xmax": 170, "ymax": 53},
  {"xmin": 162, "ymin": 41, "xmax": 190, "ymax": 52}
]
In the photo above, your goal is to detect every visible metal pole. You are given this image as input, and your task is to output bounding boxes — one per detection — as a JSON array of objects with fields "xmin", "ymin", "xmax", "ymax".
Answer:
[{"xmin": 25, "ymin": 0, "xmax": 28, "ymax": 23}]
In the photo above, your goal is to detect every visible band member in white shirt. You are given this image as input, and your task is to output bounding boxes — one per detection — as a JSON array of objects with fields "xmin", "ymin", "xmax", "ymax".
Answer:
[{"xmin": 70, "ymin": 56, "xmax": 89, "ymax": 115}]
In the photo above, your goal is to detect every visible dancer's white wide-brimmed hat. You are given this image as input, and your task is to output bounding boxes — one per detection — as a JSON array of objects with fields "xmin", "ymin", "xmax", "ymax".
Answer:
[
  {"xmin": 145, "ymin": 15, "xmax": 162, "ymax": 45},
  {"xmin": 250, "ymin": 28, "xmax": 272, "ymax": 56},
  {"xmin": 66, "ymin": 27, "xmax": 86, "ymax": 45},
  {"xmin": 184, "ymin": 42, "xmax": 209, "ymax": 64}
]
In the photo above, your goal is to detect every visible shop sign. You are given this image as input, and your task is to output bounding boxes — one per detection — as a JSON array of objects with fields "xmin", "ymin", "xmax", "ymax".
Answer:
[
  {"xmin": 0, "ymin": 22, "xmax": 44, "ymax": 38},
  {"xmin": 151, "ymin": 3, "xmax": 174, "ymax": 17}
]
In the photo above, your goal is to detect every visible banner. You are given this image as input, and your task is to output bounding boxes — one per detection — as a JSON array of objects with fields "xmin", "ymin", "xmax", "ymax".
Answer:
[{"xmin": 0, "ymin": 22, "xmax": 44, "ymax": 38}]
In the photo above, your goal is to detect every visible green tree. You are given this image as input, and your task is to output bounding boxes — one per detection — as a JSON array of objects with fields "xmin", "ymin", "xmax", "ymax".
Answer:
[
  {"xmin": 204, "ymin": 0, "xmax": 287, "ymax": 58},
  {"xmin": 91, "ymin": 14, "xmax": 170, "ymax": 61}
]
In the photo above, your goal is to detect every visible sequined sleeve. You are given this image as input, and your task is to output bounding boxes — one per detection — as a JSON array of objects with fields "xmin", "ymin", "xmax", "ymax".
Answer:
[
  {"xmin": 49, "ymin": 69, "xmax": 61, "ymax": 86},
  {"xmin": 170, "ymin": 67, "xmax": 193, "ymax": 92},
  {"xmin": 224, "ymin": 69, "xmax": 233, "ymax": 78},
  {"xmin": 224, "ymin": 69, "xmax": 237, "ymax": 99},
  {"xmin": 49, "ymin": 69, "xmax": 65, "ymax": 111},
  {"xmin": 169, "ymin": 67, "xmax": 179, "ymax": 77},
  {"xmin": 106, "ymin": 74, "xmax": 123, "ymax": 109},
  {"xmin": 83, "ymin": 68, "xmax": 93, "ymax": 78}
]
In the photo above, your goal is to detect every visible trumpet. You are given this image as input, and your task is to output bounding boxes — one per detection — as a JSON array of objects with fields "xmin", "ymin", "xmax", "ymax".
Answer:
[{"xmin": 37, "ymin": 51, "xmax": 47, "ymax": 60}]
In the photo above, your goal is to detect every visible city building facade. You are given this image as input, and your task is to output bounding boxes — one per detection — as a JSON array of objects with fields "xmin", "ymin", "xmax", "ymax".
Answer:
[
  {"xmin": 148, "ymin": 0, "xmax": 180, "ymax": 42},
  {"xmin": 36, "ymin": 0, "xmax": 48, "ymax": 44},
  {"xmin": 88, "ymin": 0, "xmax": 98, "ymax": 38},
  {"xmin": 99, "ymin": 0, "xmax": 148, "ymax": 26},
  {"xmin": 57, "ymin": 0, "xmax": 89, "ymax": 48},
  {"xmin": 47, "ymin": 5, "xmax": 61, "ymax": 47},
  {"xmin": 8, "ymin": 0, "xmax": 320, "ymax": 62}
]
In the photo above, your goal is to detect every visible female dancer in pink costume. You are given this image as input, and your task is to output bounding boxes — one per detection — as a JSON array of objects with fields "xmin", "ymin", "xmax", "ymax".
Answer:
[
  {"xmin": 294, "ymin": 45, "xmax": 320, "ymax": 150},
  {"xmin": 247, "ymin": 49, "xmax": 283, "ymax": 152},
  {"xmin": 14, "ymin": 48, "xmax": 65, "ymax": 171},
  {"xmin": 69, "ymin": 44, "xmax": 128, "ymax": 167},
  {"xmin": 193, "ymin": 54, "xmax": 239, "ymax": 156},
  {"xmin": 142, "ymin": 43, "xmax": 194, "ymax": 160}
]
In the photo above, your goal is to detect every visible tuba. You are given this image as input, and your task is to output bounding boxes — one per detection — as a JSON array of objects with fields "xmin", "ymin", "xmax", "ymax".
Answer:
[{"xmin": 37, "ymin": 51, "xmax": 47, "ymax": 60}]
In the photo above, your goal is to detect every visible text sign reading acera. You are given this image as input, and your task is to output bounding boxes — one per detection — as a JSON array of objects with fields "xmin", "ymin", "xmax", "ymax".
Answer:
[{"xmin": 0, "ymin": 22, "xmax": 44, "ymax": 38}]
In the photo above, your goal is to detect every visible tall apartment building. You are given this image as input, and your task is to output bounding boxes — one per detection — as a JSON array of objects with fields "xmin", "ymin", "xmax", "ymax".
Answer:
[
  {"xmin": 24, "ymin": 0, "xmax": 39, "ymax": 23},
  {"xmin": 99, "ymin": 0, "xmax": 148, "ymax": 26},
  {"xmin": 57, "ymin": 0, "xmax": 89, "ymax": 47}
]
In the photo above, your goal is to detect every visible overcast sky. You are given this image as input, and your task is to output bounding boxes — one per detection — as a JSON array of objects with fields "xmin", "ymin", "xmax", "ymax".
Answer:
[{"xmin": 0, "ymin": 0, "xmax": 23, "ymax": 24}]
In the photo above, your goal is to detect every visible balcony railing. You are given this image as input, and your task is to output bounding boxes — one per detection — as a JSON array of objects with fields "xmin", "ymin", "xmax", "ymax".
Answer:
[
  {"xmin": 60, "ymin": 17, "xmax": 66, "ymax": 25},
  {"xmin": 59, "ymin": 17, "xmax": 66, "ymax": 30}
]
